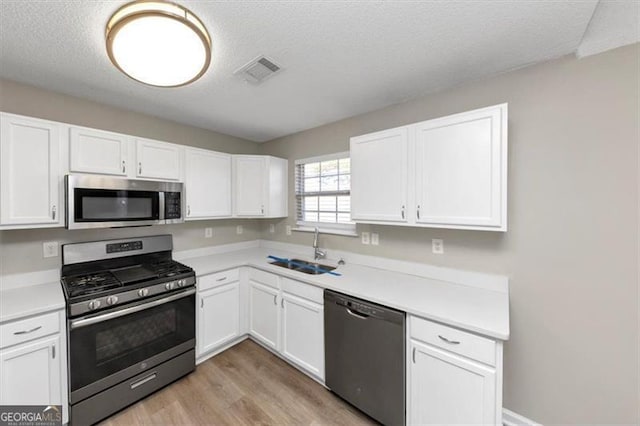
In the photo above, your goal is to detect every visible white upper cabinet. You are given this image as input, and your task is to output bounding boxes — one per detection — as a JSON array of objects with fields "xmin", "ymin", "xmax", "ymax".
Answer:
[
  {"xmin": 350, "ymin": 103, "xmax": 508, "ymax": 231},
  {"xmin": 0, "ymin": 113, "xmax": 61, "ymax": 226},
  {"xmin": 414, "ymin": 105, "xmax": 506, "ymax": 230},
  {"xmin": 135, "ymin": 138, "xmax": 182, "ymax": 181},
  {"xmin": 69, "ymin": 126, "xmax": 129, "ymax": 176},
  {"xmin": 351, "ymin": 127, "xmax": 409, "ymax": 223},
  {"xmin": 233, "ymin": 155, "xmax": 288, "ymax": 218},
  {"xmin": 184, "ymin": 148, "xmax": 232, "ymax": 219}
]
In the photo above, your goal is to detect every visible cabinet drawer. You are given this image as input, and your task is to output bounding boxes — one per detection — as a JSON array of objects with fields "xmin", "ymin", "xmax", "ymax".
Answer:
[
  {"xmin": 199, "ymin": 269, "xmax": 240, "ymax": 292},
  {"xmin": 410, "ymin": 316, "xmax": 496, "ymax": 366},
  {"xmin": 248, "ymin": 268, "xmax": 279, "ymax": 289},
  {"xmin": 281, "ymin": 278, "xmax": 323, "ymax": 304},
  {"xmin": 0, "ymin": 311, "xmax": 60, "ymax": 349}
]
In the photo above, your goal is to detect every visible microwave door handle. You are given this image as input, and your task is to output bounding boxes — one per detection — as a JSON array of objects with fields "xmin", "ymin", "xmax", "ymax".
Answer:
[
  {"xmin": 69, "ymin": 288, "xmax": 195, "ymax": 329},
  {"xmin": 159, "ymin": 192, "xmax": 165, "ymax": 221}
]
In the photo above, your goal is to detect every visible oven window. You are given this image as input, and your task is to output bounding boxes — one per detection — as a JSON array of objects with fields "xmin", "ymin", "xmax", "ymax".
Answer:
[
  {"xmin": 74, "ymin": 189, "xmax": 159, "ymax": 222},
  {"xmin": 95, "ymin": 309, "xmax": 176, "ymax": 364},
  {"xmin": 69, "ymin": 294, "xmax": 195, "ymax": 393}
]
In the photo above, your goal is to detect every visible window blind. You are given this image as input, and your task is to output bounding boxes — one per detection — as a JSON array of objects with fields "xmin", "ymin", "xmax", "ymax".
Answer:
[{"xmin": 295, "ymin": 154, "xmax": 352, "ymax": 226}]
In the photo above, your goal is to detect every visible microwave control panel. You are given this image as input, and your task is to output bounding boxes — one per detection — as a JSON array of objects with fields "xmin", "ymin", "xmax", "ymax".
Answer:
[{"xmin": 164, "ymin": 192, "xmax": 182, "ymax": 219}]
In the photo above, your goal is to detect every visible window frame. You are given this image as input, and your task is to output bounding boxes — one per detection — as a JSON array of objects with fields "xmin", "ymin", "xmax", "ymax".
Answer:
[{"xmin": 294, "ymin": 151, "xmax": 356, "ymax": 235}]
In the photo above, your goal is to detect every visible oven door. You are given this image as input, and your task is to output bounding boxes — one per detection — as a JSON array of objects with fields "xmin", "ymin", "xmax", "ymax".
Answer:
[{"xmin": 68, "ymin": 289, "xmax": 195, "ymax": 404}]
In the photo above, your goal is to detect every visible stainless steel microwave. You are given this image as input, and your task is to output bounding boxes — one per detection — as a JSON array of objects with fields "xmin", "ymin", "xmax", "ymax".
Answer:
[{"xmin": 66, "ymin": 175, "xmax": 184, "ymax": 229}]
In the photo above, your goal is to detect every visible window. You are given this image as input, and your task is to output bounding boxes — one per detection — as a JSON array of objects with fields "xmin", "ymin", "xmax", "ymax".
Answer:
[{"xmin": 295, "ymin": 152, "xmax": 354, "ymax": 233}]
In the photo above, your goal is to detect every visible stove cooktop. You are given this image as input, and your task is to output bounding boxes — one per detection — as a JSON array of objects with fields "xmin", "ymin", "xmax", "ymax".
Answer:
[{"xmin": 61, "ymin": 259, "xmax": 194, "ymax": 300}]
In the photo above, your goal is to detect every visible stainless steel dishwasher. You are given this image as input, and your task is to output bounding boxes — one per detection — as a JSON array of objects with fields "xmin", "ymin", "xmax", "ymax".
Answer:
[{"xmin": 324, "ymin": 290, "xmax": 405, "ymax": 425}]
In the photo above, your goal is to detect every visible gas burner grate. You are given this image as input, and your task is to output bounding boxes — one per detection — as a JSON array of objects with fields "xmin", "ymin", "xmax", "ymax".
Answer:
[{"xmin": 63, "ymin": 271, "xmax": 123, "ymax": 298}]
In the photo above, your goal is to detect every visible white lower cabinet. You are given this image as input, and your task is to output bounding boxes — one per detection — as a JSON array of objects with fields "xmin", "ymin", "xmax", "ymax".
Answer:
[
  {"xmin": 246, "ymin": 270, "xmax": 325, "ymax": 381},
  {"xmin": 0, "ymin": 310, "xmax": 68, "ymax": 424},
  {"xmin": 248, "ymin": 277, "xmax": 280, "ymax": 350},
  {"xmin": 408, "ymin": 315, "xmax": 502, "ymax": 425},
  {"xmin": 280, "ymin": 279, "xmax": 324, "ymax": 381},
  {"xmin": 197, "ymin": 269, "xmax": 241, "ymax": 359}
]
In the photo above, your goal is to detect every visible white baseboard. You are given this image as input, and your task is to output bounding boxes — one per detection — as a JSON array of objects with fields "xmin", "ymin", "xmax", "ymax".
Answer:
[{"xmin": 503, "ymin": 408, "xmax": 540, "ymax": 426}]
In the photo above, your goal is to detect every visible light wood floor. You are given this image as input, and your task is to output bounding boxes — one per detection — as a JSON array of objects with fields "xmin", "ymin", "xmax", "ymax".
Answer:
[{"xmin": 100, "ymin": 339, "xmax": 377, "ymax": 425}]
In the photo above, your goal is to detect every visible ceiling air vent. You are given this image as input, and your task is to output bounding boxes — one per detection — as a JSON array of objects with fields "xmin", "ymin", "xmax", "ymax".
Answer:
[{"xmin": 234, "ymin": 56, "xmax": 282, "ymax": 84}]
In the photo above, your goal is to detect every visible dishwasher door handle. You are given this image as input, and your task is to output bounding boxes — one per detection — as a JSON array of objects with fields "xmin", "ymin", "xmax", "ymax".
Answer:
[{"xmin": 346, "ymin": 307, "xmax": 369, "ymax": 319}]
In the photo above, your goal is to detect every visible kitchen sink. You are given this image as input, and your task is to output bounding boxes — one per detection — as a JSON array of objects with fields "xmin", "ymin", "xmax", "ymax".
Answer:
[{"xmin": 270, "ymin": 258, "xmax": 337, "ymax": 275}]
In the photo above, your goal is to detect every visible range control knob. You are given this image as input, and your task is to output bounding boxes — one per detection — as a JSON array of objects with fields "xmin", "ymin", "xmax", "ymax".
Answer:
[
  {"xmin": 176, "ymin": 279, "xmax": 184, "ymax": 288},
  {"xmin": 165, "ymin": 282, "xmax": 175, "ymax": 290},
  {"xmin": 88, "ymin": 300, "xmax": 101, "ymax": 311},
  {"xmin": 106, "ymin": 296, "xmax": 118, "ymax": 306},
  {"xmin": 137, "ymin": 288, "xmax": 149, "ymax": 297}
]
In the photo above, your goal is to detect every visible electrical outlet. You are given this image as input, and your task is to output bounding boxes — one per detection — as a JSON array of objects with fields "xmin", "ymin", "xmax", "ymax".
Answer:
[
  {"xmin": 43, "ymin": 241, "xmax": 59, "ymax": 258},
  {"xmin": 286, "ymin": 225, "xmax": 292, "ymax": 236},
  {"xmin": 236, "ymin": 225, "xmax": 243, "ymax": 235},
  {"xmin": 361, "ymin": 232, "xmax": 370, "ymax": 245},
  {"xmin": 432, "ymin": 239, "xmax": 444, "ymax": 254},
  {"xmin": 371, "ymin": 233, "xmax": 379, "ymax": 246},
  {"xmin": 204, "ymin": 227, "xmax": 213, "ymax": 238},
  {"xmin": 269, "ymin": 224, "xmax": 275, "ymax": 233}
]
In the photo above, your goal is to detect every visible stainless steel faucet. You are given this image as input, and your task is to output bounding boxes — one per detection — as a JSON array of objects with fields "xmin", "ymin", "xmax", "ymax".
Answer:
[{"xmin": 313, "ymin": 227, "xmax": 326, "ymax": 260}]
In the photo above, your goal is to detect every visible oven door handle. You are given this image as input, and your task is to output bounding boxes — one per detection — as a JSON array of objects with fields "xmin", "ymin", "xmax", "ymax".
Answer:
[{"xmin": 70, "ymin": 288, "xmax": 195, "ymax": 329}]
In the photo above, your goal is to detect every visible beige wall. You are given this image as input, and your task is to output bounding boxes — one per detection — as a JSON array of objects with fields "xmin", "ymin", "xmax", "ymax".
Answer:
[
  {"xmin": 0, "ymin": 78, "xmax": 262, "ymax": 276},
  {"xmin": 260, "ymin": 44, "xmax": 640, "ymax": 424}
]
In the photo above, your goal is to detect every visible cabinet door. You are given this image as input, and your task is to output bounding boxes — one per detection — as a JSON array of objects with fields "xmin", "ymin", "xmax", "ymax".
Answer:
[
  {"xmin": 69, "ymin": 127, "xmax": 128, "ymax": 176},
  {"xmin": 248, "ymin": 280, "xmax": 279, "ymax": 350},
  {"xmin": 0, "ymin": 335, "xmax": 61, "ymax": 407},
  {"xmin": 135, "ymin": 138, "xmax": 181, "ymax": 180},
  {"xmin": 0, "ymin": 114, "xmax": 60, "ymax": 226},
  {"xmin": 414, "ymin": 104, "xmax": 507, "ymax": 230},
  {"xmin": 409, "ymin": 340, "xmax": 496, "ymax": 425},
  {"xmin": 350, "ymin": 127, "xmax": 408, "ymax": 223},
  {"xmin": 184, "ymin": 148, "xmax": 232, "ymax": 219},
  {"xmin": 281, "ymin": 292, "xmax": 324, "ymax": 380},
  {"xmin": 234, "ymin": 156, "xmax": 266, "ymax": 217},
  {"xmin": 198, "ymin": 282, "xmax": 240, "ymax": 356}
]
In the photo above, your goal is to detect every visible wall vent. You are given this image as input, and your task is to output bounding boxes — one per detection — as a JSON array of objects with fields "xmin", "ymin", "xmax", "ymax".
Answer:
[{"xmin": 234, "ymin": 56, "xmax": 282, "ymax": 84}]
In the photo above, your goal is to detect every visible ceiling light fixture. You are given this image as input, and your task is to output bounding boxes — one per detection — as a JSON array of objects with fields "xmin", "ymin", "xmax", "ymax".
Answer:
[{"xmin": 105, "ymin": 1, "xmax": 211, "ymax": 87}]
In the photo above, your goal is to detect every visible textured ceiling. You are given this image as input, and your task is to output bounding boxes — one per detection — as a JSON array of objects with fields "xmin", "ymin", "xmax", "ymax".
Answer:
[{"xmin": 0, "ymin": 1, "xmax": 621, "ymax": 142}]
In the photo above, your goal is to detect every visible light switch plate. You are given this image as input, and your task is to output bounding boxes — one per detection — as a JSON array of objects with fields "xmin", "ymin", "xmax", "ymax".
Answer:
[
  {"xmin": 43, "ymin": 241, "xmax": 59, "ymax": 258},
  {"xmin": 432, "ymin": 239, "xmax": 444, "ymax": 254},
  {"xmin": 269, "ymin": 224, "xmax": 275, "ymax": 233},
  {"xmin": 204, "ymin": 227, "xmax": 213, "ymax": 238},
  {"xmin": 361, "ymin": 232, "xmax": 370, "ymax": 245},
  {"xmin": 286, "ymin": 225, "xmax": 292, "ymax": 236},
  {"xmin": 236, "ymin": 225, "xmax": 243, "ymax": 235},
  {"xmin": 371, "ymin": 233, "xmax": 379, "ymax": 246}
]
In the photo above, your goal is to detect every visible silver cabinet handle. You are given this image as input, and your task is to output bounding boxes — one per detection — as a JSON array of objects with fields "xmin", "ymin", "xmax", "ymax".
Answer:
[
  {"xmin": 200, "ymin": 298, "xmax": 204, "ymax": 308},
  {"xmin": 438, "ymin": 335, "xmax": 460, "ymax": 345},
  {"xmin": 52, "ymin": 344, "xmax": 56, "ymax": 359},
  {"xmin": 281, "ymin": 298, "xmax": 284, "ymax": 309},
  {"xmin": 187, "ymin": 205, "xmax": 191, "ymax": 216},
  {"xmin": 130, "ymin": 372, "xmax": 157, "ymax": 389},
  {"xmin": 138, "ymin": 162, "xmax": 142, "ymax": 175},
  {"xmin": 216, "ymin": 277, "xmax": 227, "ymax": 282},
  {"xmin": 412, "ymin": 347, "xmax": 416, "ymax": 363},
  {"xmin": 273, "ymin": 294, "xmax": 277, "ymax": 305},
  {"xmin": 261, "ymin": 205, "xmax": 264, "ymax": 215},
  {"xmin": 14, "ymin": 326, "xmax": 42, "ymax": 335},
  {"xmin": 122, "ymin": 160, "xmax": 126, "ymax": 173},
  {"xmin": 51, "ymin": 205, "xmax": 56, "ymax": 220},
  {"xmin": 401, "ymin": 205, "xmax": 405, "ymax": 219},
  {"xmin": 417, "ymin": 205, "xmax": 421, "ymax": 219}
]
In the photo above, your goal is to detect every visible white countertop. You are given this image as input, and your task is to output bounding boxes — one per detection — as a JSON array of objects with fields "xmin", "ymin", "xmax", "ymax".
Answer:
[
  {"xmin": 180, "ymin": 245, "xmax": 510, "ymax": 340},
  {"xmin": 0, "ymin": 240, "xmax": 509, "ymax": 340},
  {"xmin": 0, "ymin": 281, "xmax": 65, "ymax": 323}
]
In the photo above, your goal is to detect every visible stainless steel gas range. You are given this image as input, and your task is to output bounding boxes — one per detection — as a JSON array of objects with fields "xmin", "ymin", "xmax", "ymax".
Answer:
[{"xmin": 60, "ymin": 235, "xmax": 196, "ymax": 425}]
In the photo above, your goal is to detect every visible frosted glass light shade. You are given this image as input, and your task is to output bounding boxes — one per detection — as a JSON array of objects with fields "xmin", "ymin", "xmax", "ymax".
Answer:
[{"xmin": 106, "ymin": 1, "xmax": 211, "ymax": 87}]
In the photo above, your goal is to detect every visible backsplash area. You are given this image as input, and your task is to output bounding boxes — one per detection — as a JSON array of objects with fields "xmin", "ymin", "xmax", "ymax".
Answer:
[{"xmin": 0, "ymin": 219, "xmax": 261, "ymax": 277}]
